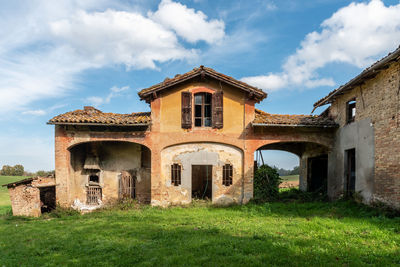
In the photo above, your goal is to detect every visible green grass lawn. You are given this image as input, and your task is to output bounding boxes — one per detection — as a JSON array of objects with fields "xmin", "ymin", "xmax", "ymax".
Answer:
[
  {"xmin": 0, "ymin": 176, "xmax": 26, "ymax": 215},
  {"xmin": 280, "ymin": 175, "xmax": 299, "ymax": 182},
  {"xmin": 0, "ymin": 197, "xmax": 399, "ymax": 266}
]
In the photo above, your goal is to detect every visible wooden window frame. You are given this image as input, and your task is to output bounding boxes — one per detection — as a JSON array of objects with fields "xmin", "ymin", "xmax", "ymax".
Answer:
[
  {"xmin": 194, "ymin": 92, "xmax": 212, "ymax": 127},
  {"xmin": 346, "ymin": 98, "xmax": 356, "ymax": 124},
  {"xmin": 171, "ymin": 164, "xmax": 182, "ymax": 186},
  {"xmin": 222, "ymin": 164, "xmax": 233, "ymax": 186}
]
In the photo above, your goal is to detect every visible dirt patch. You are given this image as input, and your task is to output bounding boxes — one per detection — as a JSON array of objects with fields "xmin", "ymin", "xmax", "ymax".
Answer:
[{"xmin": 279, "ymin": 181, "xmax": 299, "ymax": 188}]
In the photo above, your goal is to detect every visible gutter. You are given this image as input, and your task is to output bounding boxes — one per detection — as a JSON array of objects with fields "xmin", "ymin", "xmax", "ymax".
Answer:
[{"xmin": 251, "ymin": 123, "xmax": 338, "ymax": 128}]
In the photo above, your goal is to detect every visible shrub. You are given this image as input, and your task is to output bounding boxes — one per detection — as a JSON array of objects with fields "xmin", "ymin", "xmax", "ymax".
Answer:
[{"xmin": 253, "ymin": 165, "xmax": 281, "ymax": 202}]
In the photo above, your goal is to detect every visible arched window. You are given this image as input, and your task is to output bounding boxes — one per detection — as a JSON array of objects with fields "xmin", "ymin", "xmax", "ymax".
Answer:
[{"xmin": 194, "ymin": 93, "xmax": 212, "ymax": 127}]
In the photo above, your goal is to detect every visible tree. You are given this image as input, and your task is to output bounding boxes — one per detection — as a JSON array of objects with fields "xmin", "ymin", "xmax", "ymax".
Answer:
[
  {"xmin": 12, "ymin": 164, "xmax": 24, "ymax": 176},
  {"xmin": 253, "ymin": 164, "xmax": 282, "ymax": 202}
]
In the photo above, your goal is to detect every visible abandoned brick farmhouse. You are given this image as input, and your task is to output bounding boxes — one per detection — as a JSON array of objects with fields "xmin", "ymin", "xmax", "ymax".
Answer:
[{"xmin": 5, "ymin": 46, "xmax": 400, "ymax": 216}]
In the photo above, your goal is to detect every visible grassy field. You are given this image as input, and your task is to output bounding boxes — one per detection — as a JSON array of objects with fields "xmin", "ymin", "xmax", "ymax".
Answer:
[
  {"xmin": 0, "ymin": 176, "xmax": 26, "ymax": 215},
  {"xmin": 280, "ymin": 175, "xmax": 299, "ymax": 182},
  {"xmin": 0, "ymin": 196, "xmax": 399, "ymax": 266}
]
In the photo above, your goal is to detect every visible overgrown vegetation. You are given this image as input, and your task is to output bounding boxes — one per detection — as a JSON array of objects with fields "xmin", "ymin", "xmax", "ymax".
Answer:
[
  {"xmin": 0, "ymin": 199, "xmax": 399, "ymax": 266},
  {"xmin": 253, "ymin": 165, "xmax": 282, "ymax": 201},
  {"xmin": 1, "ymin": 175, "xmax": 399, "ymax": 266}
]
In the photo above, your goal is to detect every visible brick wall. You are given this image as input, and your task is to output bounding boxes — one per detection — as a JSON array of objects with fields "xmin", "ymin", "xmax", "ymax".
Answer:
[{"xmin": 329, "ymin": 61, "xmax": 400, "ymax": 208}]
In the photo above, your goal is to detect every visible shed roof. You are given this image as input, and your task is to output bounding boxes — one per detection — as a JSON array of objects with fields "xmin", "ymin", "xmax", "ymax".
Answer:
[
  {"xmin": 48, "ymin": 106, "xmax": 151, "ymax": 126},
  {"xmin": 253, "ymin": 109, "xmax": 337, "ymax": 128},
  {"xmin": 138, "ymin": 65, "xmax": 267, "ymax": 102},
  {"xmin": 313, "ymin": 45, "xmax": 400, "ymax": 111},
  {"xmin": 2, "ymin": 177, "xmax": 34, "ymax": 188}
]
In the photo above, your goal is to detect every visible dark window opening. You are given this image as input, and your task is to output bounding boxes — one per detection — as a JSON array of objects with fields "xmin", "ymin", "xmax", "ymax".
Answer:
[
  {"xmin": 222, "ymin": 164, "xmax": 233, "ymax": 186},
  {"xmin": 194, "ymin": 93, "xmax": 212, "ymax": 127},
  {"xmin": 171, "ymin": 164, "xmax": 181, "ymax": 186},
  {"xmin": 87, "ymin": 186, "xmax": 102, "ymax": 205},
  {"xmin": 40, "ymin": 186, "xmax": 56, "ymax": 213},
  {"xmin": 346, "ymin": 99, "xmax": 356, "ymax": 124},
  {"xmin": 345, "ymin": 148, "xmax": 356, "ymax": 195},
  {"xmin": 89, "ymin": 174, "xmax": 99, "ymax": 184},
  {"xmin": 192, "ymin": 165, "xmax": 212, "ymax": 199}
]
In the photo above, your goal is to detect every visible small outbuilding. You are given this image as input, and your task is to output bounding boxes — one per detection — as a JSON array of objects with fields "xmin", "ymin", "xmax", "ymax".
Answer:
[{"xmin": 2, "ymin": 176, "xmax": 56, "ymax": 217}]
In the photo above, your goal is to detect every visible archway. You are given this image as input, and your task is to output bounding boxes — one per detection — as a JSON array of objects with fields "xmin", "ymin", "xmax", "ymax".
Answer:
[
  {"xmin": 69, "ymin": 141, "xmax": 151, "ymax": 205},
  {"xmin": 255, "ymin": 141, "xmax": 329, "ymax": 194}
]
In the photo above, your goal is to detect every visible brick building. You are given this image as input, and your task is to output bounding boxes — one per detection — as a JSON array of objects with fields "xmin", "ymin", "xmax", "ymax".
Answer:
[{"xmin": 8, "ymin": 46, "xmax": 396, "ymax": 215}]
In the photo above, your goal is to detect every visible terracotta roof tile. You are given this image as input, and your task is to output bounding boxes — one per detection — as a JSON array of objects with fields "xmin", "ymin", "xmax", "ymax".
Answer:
[
  {"xmin": 48, "ymin": 106, "xmax": 151, "ymax": 126},
  {"xmin": 138, "ymin": 65, "xmax": 267, "ymax": 102},
  {"xmin": 253, "ymin": 109, "xmax": 337, "ymax": 127}
]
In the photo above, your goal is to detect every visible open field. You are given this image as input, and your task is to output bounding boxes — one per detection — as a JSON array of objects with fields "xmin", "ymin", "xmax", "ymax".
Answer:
[
  {"xmin": 0, "ymin": 195, "xmax": 399, "ymax": 266},
  {"xmin": 280, "ymin": 175, "xmax": 299, "ymax": 188},
  {"xmin": 0, "ymin": 176, "xmax": 25, "ymax": 215}
]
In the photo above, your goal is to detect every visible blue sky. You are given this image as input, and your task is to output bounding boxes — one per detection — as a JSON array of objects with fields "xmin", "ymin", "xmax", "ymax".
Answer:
[{"xmin": 1, "ymin": 0, "xmax": 400, "ymax": 171}]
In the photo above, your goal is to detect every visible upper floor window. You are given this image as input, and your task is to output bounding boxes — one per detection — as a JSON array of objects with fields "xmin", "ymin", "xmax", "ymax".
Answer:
[
  {"xmin": 181, "ymin": 91, "xmax": 223, "ymax": 129},
  {"xmin": 346, "ymin": 99, "xmax": 356, "ymax": 124},
  {"xmin": 194, "ymin": 93, "xmax": 212, "ymax": 127}
]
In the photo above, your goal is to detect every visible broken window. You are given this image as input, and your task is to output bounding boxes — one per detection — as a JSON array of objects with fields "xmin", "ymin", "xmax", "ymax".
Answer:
[
  {"xmin": 171, "ymin": 164, "xmax": 181, "ymax": 186},
  {"xmin": 89, "ymin": 174, "xmax": 99, "ymax": 184},
  {"xmin": 346, "ymin": 99, "xmax": 356, "ymax": 124},
  {"xmin": 222, "ymin": 164, "xmax": 233, "ymax": 186},
  {"xmin": 194, "ymin": 93, "xmax": 212, "ymax": 127}
]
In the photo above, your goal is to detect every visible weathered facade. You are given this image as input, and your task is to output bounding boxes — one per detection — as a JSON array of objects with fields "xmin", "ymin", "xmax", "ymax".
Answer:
[
  {"xmin": 44, "ymin": 66, "xmax": 338, "ymax": 211},
  {"xmin": 314, "ymin": 46, "xmax": 400, "ymax": 208},
  {"xmin": 29, "ymin": 48, "xmax": 398, "ymax": 213},
  {"xmin": 3, "ymin": 177, "xmax": 56, "ymax": 217}
]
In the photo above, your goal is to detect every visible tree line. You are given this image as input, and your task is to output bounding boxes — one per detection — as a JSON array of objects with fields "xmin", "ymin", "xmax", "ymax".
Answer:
[
  {"xmin": 0, "ymin": 164, "xmax": 54, "ymax": 177},
  {"xmin": 274, "ymin": 166, "xmax": 299, "ymax": 176}
]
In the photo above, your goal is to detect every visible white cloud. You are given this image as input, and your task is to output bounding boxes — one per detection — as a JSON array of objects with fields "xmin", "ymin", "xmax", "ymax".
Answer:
[
  {"xmin": 242, "ymin": 0, "xmax": 400, "ymax": 91},
  {"xmin": 150, "ymin": 0, "xmax": 225, "ymax": 44},
  {"xmin": 87, "ymin": 85, "xmax": 131, "ymax": 107},
  {"xmin": 22, "ymin": 110, "xmax": 47, "ymax": 116},
  {"xmin": 0, "ymin": 0, "xmax": 225, "ymax": 117}
]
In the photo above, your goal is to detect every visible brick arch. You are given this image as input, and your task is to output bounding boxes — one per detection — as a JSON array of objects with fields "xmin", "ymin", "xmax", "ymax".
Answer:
[
  {"xmin": 254, "ymin": 141, "xmax": 329, "ymax": 157},
  {"xmin": 190, "ymin": 86, "xmax": 216, "ymax": 94},
  {"xmin": 162, "ymin": 141, "xmax": 243, "ymax": 153},
  {"xmin": 67, "ymin": 139, "xmax": 151, "ymax": 151}
]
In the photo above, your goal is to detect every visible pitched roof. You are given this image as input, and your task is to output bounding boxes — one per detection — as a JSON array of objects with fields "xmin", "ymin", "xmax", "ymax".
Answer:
[
  {"xmin": 48, "ymin": 106, "xmax": 151, "ymax": 126},
  {"xmin": 313, "ymin": 45, "xmax": 400, "ymax": 110},
  {"xmin": 253, "ymin": 109, "xmax": 337, "ymax": 128},
  {"xmin": 138, "ymin": 65, "xmax": 267, "ymax": 102}
]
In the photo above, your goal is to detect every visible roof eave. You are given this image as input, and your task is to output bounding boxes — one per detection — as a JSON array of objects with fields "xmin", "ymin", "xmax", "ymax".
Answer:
[
  {"xmin": 47, "ymin": 122, "xmax": 150, "ymax": 127},
  {"xmin": 313, "ymin": 48, "xmax": 400, "ymax": 109},
  {"xmin": 138, "ymin": 70, "xmax": 267, "ymax": 102},
  {"xmin": 252, "ymin": 122, "xmax": 338, "ymax": 128}
]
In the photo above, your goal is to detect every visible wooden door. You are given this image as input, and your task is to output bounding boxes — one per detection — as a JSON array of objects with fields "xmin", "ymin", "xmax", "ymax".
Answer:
[{"xmin": 119, "ymin": 171, "xmax": 136, "ymax": 199}]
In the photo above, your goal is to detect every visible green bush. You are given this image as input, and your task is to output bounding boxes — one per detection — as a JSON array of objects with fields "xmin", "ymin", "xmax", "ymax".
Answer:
[{"xmin": 253, "ymin": 165, "xmax": 281, "ymax": 202}]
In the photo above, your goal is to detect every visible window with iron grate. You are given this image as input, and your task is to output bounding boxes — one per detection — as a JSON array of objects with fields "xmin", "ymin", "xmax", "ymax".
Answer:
[
  {"xmin": 222, "ymin": 164, "xmax": 233, "ymax": 186},
  {"xmin": 171, "ymin": 164, "xmax": 181, "ymax": 186}
]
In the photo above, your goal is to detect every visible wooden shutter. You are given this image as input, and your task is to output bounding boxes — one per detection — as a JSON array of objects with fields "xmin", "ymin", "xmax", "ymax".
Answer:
[
  {"xmin": 181, "ymin": 92, "xmax": 192, "ymax": 129},
  {"xmin": 212, "ymin": 91, "xmax": 223, "ymax": 129}
]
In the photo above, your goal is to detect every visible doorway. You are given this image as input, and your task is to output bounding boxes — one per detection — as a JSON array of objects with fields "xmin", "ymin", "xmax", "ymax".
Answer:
[
  {"xmin": 119, "ymin": 170, "xmax": 136, "ymax": 199},
  {"xmin": 307, "ymin": 154, "xmax": 328, "ymax": 193},
  {"xmin": 192, "ymin": 165, "xmax": 212, "ymax": 200},
  {"xmin": 345, "ymin": 148, "xmax": 356, "ymax": 195},
  {"xmin": 39, "ymin": 186, "xmax": 56, "ymax": 213}
]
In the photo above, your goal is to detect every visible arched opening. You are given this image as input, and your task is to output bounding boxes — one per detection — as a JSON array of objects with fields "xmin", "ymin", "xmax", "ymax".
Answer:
[
  {"xmin": 69, "ymin": 141, "xmax": 151, "ymax": 205},
  {"xmin": 255, "ymin": 142, "xmax": 329, "ymax": 194}
]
